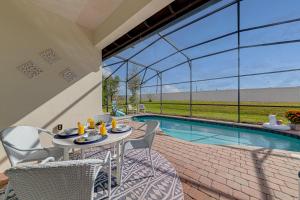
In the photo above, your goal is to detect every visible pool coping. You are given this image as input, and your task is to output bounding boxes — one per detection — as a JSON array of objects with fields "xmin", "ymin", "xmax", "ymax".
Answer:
[{"xmin": 132, "ymin": 113, "xmax": 300, "ymax": 140}]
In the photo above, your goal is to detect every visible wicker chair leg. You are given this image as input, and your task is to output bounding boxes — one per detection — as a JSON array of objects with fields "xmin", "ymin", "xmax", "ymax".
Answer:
[
  {"xmin": 149, "ymin": 148, "xmax": 155, "ymax": 177},
  {"xmin": 81, "ymin": 149, "xmax": 85, "ymax": 159},
  {"xmin": 108, "ymin": 158, "xmax": 111, "ymax": 200},
  {"xmin": 145, "ymin": 148, "xmax": 148, "ymax": 158}
]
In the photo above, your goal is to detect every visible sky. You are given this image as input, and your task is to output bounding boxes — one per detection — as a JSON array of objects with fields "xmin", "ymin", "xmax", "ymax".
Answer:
[{"xmin": 103, "ymin": 0, "xmax": 300, "ymax": 94}]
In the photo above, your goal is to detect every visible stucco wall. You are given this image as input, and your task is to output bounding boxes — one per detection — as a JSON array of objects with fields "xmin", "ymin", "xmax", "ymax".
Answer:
[
  {"xmin": 0, "ymin": 1, "xmax": 102, "ymax": 171},
  {"xmin": 141, "ymin": 87, "xmax": 300, "ymax": 102}
]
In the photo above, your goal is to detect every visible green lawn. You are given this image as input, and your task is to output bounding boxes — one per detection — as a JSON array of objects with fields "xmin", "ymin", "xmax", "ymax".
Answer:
[{"xmin": 103, "ymin": 100, "xmax": 300, "ymax": 124}]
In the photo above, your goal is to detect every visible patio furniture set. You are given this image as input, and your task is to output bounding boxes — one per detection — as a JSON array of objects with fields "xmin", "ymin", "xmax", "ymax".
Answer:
[
  {"xmin": 0, "ymin": 114, "xmax": 159, "ymax": 200},
  {"xmin": 127, "ymin": 104, "xmax": 146, "ymax": 114}
]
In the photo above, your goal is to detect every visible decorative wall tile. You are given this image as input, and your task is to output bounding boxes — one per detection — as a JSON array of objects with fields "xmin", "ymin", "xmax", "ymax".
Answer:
[
  {"xmin": 17, "ymin": 61, "xmax": 43, "ymax": 79},
  {"xmin": 59, "ymin": 68, "xmax": 77, "ymax": 83},
  {"xmin": 39, "ymin": 48, "xmax": 60, "ymax": 64}
]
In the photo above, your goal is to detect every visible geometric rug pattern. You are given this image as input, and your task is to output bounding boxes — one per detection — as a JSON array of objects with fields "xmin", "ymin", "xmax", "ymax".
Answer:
[
  {"xmin": 89, "ymin": 148, "xmax": 184, "ymax": 200},
  {"xmin": 4, "ymin": 148, "xmax": 183, "ymax": 200}
]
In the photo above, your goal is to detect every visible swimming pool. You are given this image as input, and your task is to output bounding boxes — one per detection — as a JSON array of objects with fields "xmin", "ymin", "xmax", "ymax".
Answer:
[{"xmin": 133, "ymin": 115, "xmax": 300, "ymax": 152}]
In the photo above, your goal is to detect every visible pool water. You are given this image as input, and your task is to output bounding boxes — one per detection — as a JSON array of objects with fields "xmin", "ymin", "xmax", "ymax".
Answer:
[{"xmin": 133, "ymin": 115, "xmax": 300, "ymax": 152}]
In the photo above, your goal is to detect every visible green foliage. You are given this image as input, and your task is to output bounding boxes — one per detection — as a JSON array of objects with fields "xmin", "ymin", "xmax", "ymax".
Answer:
[
  {"xmin": 128, "ymin": 66, "xmax": 141, "ymax": 105},
  {"xmin": 102, "ymin": 75, "xmax": 120, "ymax": 106},
  {"xmin": 147, "ymin": 94, "xmax": 153, "ymax": 102},
  {"xmin": 285, "ymin": 110, "xmax": 300, "ymax": 124}
]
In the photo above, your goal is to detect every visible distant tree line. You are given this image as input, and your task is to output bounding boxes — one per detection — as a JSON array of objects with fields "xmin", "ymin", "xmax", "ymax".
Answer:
[{"xmin": 102, "ymin": 65, "xmax": 141, "ymax": 106}]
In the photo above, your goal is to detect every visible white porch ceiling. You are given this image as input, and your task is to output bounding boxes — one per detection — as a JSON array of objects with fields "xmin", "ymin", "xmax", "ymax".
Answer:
[{"xmin": 27, "ymin": 0, "xmax": 124, "ymax": 30}]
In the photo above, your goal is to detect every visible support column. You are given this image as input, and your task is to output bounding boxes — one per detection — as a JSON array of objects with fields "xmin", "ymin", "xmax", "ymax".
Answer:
[
  {"xmin": 159, "ymin": 73, "xmax": 162, "ymax": 114},
  {"xmin": 188, "ymin": 60, "xmax": 192, "ymax": 117},
  {"xmin": 139, "ymin": 87, "xmax": 142, "ymax": 104},
  {"xmin": 237, "ymin": 1, "xmax": 241, "ymax": 123},
  {"xmin": 106, "ymin": 80, "xmax": 109, "ymax": 113},
  {"xmin": 125, "ymin": 61, "xmax": 128, "ymax": 114},
  {"xmin": 188, "ymin": 60, "xmax": 193, "ymax": 117}
]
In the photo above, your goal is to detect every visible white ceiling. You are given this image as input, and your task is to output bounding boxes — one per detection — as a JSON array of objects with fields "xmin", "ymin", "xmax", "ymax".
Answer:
[{"xmin": 28, "ymin": 0, "xmax": 124, "ymax": 30}]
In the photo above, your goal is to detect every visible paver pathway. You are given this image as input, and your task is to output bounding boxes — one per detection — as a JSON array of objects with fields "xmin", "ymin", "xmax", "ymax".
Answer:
[{"xmin": 127, "ymin": 120, "xmax": 300, "ymax": 200}]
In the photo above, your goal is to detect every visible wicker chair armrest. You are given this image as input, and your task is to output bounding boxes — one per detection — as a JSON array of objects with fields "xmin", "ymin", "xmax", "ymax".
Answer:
[
  {"xmin": 36, "ymin": 128, "xmax": 54, "ymax": 136},
  {"xmin": 8, "ymin": 159, "xmax": 107, "ymax": 172},
  {"xmin": 40, "ymin": 157, "xmax": 55, "ymax": 164},
  {"xmin": 132, "ymin": 123, "xmax": 146, "ymax": 131}
]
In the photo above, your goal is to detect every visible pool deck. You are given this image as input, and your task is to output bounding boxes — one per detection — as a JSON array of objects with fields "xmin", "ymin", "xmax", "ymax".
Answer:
[{"xmin": 127, "ymin": 120, "xmax": 300, "ymax": 200}]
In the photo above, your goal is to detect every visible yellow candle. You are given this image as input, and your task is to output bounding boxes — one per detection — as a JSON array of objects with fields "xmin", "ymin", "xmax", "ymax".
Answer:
[
  {"xmin": 100, "ymin": 123, "xmax": 107, "ymax": 136},
  {"xmin": 112, "ymin": 118, "xmax": 117, "ymax": 129},
  {"xmin": 88, "ymin": 118, "xmax": 95, "ymax": 129},
  {"xmin": 79, "ymin": 125, "xmax": 85, "ymax": 135},
  {"xmin": 103, "ymin": 123, "xmax": 107, "ymax": 134},
  {"xmin": 99, "ymin": 125, "xmax": 102, "ymax": 135}
]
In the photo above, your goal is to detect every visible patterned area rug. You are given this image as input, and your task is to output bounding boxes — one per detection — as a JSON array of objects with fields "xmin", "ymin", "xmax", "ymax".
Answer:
[{"xmin": 4, "ymin": 149, "xmax": 183, "ymax": 200}]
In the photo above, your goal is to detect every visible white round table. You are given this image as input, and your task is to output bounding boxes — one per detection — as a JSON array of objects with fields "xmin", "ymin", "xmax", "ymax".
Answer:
[{"xmin": 52, "ymin": 127, "xmax": 132, "ymax": 184}]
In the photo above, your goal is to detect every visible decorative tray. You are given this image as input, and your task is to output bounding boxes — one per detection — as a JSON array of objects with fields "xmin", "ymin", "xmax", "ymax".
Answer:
[
  {"xmin": 55, "ymin": 128, "xmax": 80, "ymax": 139},
  {"xmin": 73, "ymin": 134, "xmax": 107, "ymax": 145},
  {"xmin": 109, "ymin": 125, "xmax": 131, "ymax": 134}
]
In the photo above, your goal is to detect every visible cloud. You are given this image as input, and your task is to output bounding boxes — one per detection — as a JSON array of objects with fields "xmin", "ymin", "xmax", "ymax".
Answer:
[
  {"xmin": 163, "ymin": 85, "xmax": 181, "ymax": 93},
  {"xmin": 102, "ymin": 67, "xmax": 112, "ymax": 77}
]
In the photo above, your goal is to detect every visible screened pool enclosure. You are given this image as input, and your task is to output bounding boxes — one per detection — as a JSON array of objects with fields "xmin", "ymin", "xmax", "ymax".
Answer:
[{"xmin": 103, "ymin": 0, "xmax": 300, "ymax": 124}]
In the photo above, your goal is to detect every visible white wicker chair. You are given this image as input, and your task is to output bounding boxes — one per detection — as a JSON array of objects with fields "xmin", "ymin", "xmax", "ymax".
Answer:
[
  {"xmin": 138, "ymin": 104, "xmax": 146, "ymax": 113},
  {"xmin": 5, "ymin": 152, "xmax": 112, "ymax": 200},
  {"xmin": 127, "ymin": 105, "xmax": 137, "ymax": 114},
  {"xmin": 121, "ymin": 121, "xmax": 160, "ymax": 180},
  {"xmin": 0, "ymin": 126, "xmax": 63, "ymax": 167}
]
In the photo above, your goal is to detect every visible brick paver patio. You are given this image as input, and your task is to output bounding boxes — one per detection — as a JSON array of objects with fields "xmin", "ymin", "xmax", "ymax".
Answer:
[{"xmin": 127, "ymin": 120, "xmax": 300, "ymax": 200}]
